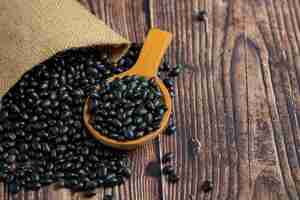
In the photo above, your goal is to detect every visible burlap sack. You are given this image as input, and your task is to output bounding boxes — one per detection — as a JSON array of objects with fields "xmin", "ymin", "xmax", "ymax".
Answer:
[{"xmin": 0, "ymin": 0, "xmax": 130, "ymax": 96}]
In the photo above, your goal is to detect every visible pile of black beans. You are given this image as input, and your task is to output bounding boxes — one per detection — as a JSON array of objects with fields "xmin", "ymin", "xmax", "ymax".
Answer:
[
  {"xmin": 90, "ymin": 75, "xmax": 167, "ymax": 141},
  {"xmin": 0, "ymin": 43, "xmax": 182, "ymax": 194}
]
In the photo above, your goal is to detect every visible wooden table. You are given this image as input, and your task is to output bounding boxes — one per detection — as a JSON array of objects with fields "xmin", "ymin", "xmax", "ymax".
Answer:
[{"xmin": 2, "ymin": 0, "xmax": 300, "ymax": 199}]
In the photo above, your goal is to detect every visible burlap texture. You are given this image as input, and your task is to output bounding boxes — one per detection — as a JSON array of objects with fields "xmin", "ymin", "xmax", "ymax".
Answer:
[{"xmin": 0, "ymin": 0, "xmax": 130, "ymax": 96}]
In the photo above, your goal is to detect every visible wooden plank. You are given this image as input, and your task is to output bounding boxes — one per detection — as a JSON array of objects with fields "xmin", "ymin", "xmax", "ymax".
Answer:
[
  {"xmin": 150, "ymin": 0, "xmax": 237, "ymax": 199},
  {"xmin": 247, "ymin": 0, "xmax": 300, "ymax": 199},
  {"xmin": 151, "ymin": 0, "xmax": 300, "ymax": 199},
  {"xmin": 79, "ymin": 1, "xmax": 162, "ymax": 200}
]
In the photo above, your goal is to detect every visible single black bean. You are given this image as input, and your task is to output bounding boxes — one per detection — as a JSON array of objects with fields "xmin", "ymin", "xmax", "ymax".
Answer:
[
  {"xmin": 7, "ymin": 132, "xmax": 16, "ymax": 140},
  {"xmin": 124, "ymin": 131, "xmax": 134, "ymax": 139},
  {"xmin": 162, "ymin": 152, "xmax": 175, "ymax": 163},
  {"xmin": 201, "ymin": 180, "xmax": 213, "ymax": 193},
  {"xmin": 103, "ymin": 194, "xmax": 113, "ymax": 200},
  {"xmin": 120, "ymin": 167, "xmax": 131, "ymax": 178},
  {"xmin": 85, "ymin": 181, "xmax": 97, "ymax": 190},
  {"xmin": 7, "ymin": 154, "xmax": 16, "ymax": 163},
  {"xmin": 135, "ymin": 131, "xmax": 144, "ymax": 138},
  {"xmin": 134, "ymin": 117, "xmax": 143, "ymax": 125},
  {"xmin": 162, "ymin": 165, "xmax": 175, "ymax": 175},
  {"xmin": 8, "ymin": 182, "xmax": 20, "ymax": 194},
  {"xmin": 123, "ymin": 118, "xmax": 133, "ymax": 126},
  {"xmin": 167, "ymin": 173, "xmax": 180, "ymax": 183}
]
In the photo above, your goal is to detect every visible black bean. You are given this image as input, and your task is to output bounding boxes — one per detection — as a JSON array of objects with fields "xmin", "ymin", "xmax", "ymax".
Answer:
[
  {"xmin": 103, "ymin": 194, "xmax": 113, "ymax": 200},
  {"xmin": 120, "ymin": 167, "xmax": 131, "ymax": 178},
  {"xmin": 61, "ymin": 111, "xmax": 72, "ymax": 118},
  {"xmin": 109, "ymin": 110, "xmax": 117, "ymax": 116},
  {"xmin": 96, "ymin": 178, "xmax": 104, "ymax": 186},
  {"xmin": 80, "ymin": 148, "xmax": 89, "ymax": 156},
  {"xmin": 18, "ymin": 154, "xmax": 29, "ymax": 162},
  {"xmin": 38, "ymin": 130, "xmax": 49, "ymax": 138},
  {"xmin": 162, "ymin": 153, "xmax": 175, "ymax": 164},
  {"xmin": 30, "ymin": 116, "xmax": 39, "ymax": 122},
  {"xmin": 42, "ymin": 143, "xmax": 51, "ymax": 153},
  {"xmin": 100, "ymin": 53, "xmax": 108, "ymax": 61},
  {"xmin": 124, "ymin": 125, "xmax": 135, "ymax": 133},
  {"xmin": 135, "ymin": 131, "xmax": 144, "ymax": 138},
  {"xmin": 47, "ymin": 163, "xmax": 54, "ymax": 171},
  {"xmin": 73, "ymin": 89, "xmax": 84, "ymax": 97},
  {"xmin": 109, "ymin": 133, "xmax": 119, "ymax": 139},
  {"xmin": 145, "ymin": 101, "xmax": 155, "ymax": 110},
  {"xmin": 161, "ymin": 60, "xmax": 171, "ymax": 71},
  {"xmin": 8, "ymin": 182, "xmax": 20, "ymax": 194},
  {"xmin": 0, "ymin": 111, "xmax": 9, "ymax": 122},
  {"xmin": 63, "ymin": 162, "xmax": 73, "ymax": 170},
  {"xmin": 166, "ymin": 125, "xmax": 176, "ymax": 135},
  {"xmin": 162, "ymin": 165, "xmax": 175, "ymax": 175},
  {"xmin": 201, "ymin": 180, "xmax": 213, "ymax": 193},
  {"xmin": 167, "ymin": 173, "xmax": 180, "ymax": 183},
  {"xmin": 7, "ymin": 132, "xmax": 16, "ymax": 140},
  {"xmin": 32, "ymin": 174, "xmax": 40, "ymax": 182},
  {"xmin": 48, "ymin": 120, "xmax": 56, "ymax": 126},
  {"xmin": 89, "ymin": 172, "xmax": 97, "ymax": 179},
  {"xmin": 49, "ymin": 91, "xmax": 57, "ymax": 100},
  {"xmin": 15, "ymin": 130, "xmax": 25, "ymax": 137},
  {"xmin": 56, "ymin": 172, "xmax": 65, "ymax": 179},
  {"xmin": 49, "ymin": 127, "xmax": 59, "ymax": 135},
  {"xmin": 169, "ymin": 64, "xmax": 183, "ymax": 77},
  {"xmin": 146, "ymin": 113, "xmax": 153, "ymax": 123},
  {"xmin": 51, "ymin": 101, "xmax": 60, "ymax": 108},
  {"xmin": 57, "ymin": 145, "xmax": 67, "ymax": 153},
  {"xmin": 84, "ymin": 191, "xmax": 97, "ymax": 198},
  {"xmin": 86, "ymin": 181, "xmax": 97, "ymax": 190},
  {"xmin": 124, "ymin": 131, "xmax": 134, "ymax": 139},
  {"xmin": 134, "ymin": 117, "xmax": 143, "ymax": 125},
  {"xmin": 41, "ymin": 100, "xmax": 51, "ymax": 107},
  {"xmin": 60, "ymin": 126, "xmax": 69, "ymax": 134},
  {"xmin": 126, "ymin": 108, "xmax": 135, "ymax": 117},
  {"xmin": 7, "ymin": 154, "xmax": 16, "ymax": 163},
  {"xmin": 5, "ymin": 141, "xmax": 16, "ymax": 147},
  {"xmin": 163, "ymin": 78, "xmax": 175, "ymax": 88},
  {"xmin": 31, "ymin": 123, "xmax": 43, "ymax": 130},
  {"xmin": 140, "ymin": 122, "xmax": 147, "ymax": 129},
  {"xmin": 123, "ymin": 118, "xmax": 132, "ymax": 126},
  {"xmin": 135, "ymin": 106, "xmax": 148, "ymax": 115},
  {"xmin": 158, "ymin": 108, "xmax": 165, "ymax": 116},
  {"xmin": 112, "ymin": 119, "xmax": 122, "ymax": 128}
]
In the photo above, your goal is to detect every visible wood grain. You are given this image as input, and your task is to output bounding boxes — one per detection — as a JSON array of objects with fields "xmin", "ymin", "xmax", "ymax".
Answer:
[
  {"xmin": 1, "ymin": 0, "xmax": 300, "ymax": 199},
  {"xmin": 247, "ymin": 0, "xmax": 300, "ymax": 199},
  {"xmin": 79, "ymin": 1, "xmax": 162, "ymax": 200},
  {"xmin": 151, "ymin": 0, "xmax": 300, "ymax": 199},
  {"xmin": 151, "ymin": 0, "xmax": 242, "ymax": 199}
]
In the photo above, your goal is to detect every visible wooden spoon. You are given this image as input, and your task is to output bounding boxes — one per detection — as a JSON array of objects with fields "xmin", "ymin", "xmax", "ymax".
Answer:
[{"xmin": 84, "ymin": 28, "xmax": 173, "ymax": 150}]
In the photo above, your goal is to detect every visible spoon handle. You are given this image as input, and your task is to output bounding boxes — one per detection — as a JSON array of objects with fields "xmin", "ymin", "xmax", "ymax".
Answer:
[{"xmin": 132, "ymin": 29, "xmax": 172, "ymax": 77}]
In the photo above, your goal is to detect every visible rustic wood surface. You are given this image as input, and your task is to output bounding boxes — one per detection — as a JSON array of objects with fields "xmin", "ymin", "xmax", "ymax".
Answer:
[{"xmin": 2, "ymin": 0, "xmax": 300, "ymax": 199}]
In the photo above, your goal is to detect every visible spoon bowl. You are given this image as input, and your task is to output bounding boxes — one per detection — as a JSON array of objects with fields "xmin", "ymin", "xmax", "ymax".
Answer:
[{"xmin": 84, "ymin": 29, "xmax": 173, "ymax": 150}]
